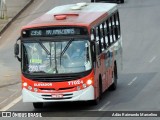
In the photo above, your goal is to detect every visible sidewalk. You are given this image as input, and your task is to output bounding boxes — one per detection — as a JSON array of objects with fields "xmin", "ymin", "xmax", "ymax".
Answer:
[
  {"xmin": 0, "ymin": 0, "xmax": 34, "ymax": 34},
  {"xmin": 0, "ymin": 0, "xmax": 34, "ymax": 110}
]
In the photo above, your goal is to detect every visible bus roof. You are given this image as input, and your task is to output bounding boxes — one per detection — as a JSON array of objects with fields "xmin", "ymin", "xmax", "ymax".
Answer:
[{"xmin": 22, "ymin": 3, "xmax": 117, "ymax": 30}]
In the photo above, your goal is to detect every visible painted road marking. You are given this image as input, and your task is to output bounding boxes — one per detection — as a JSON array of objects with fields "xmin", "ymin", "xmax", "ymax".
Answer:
[
  {"xmin": 0, "ymin": 91, "xmax": 19, "ymax": 105},
  {"xmin": 149, "ymin": 56, "xmax": 157, "ymax": 63},
  {"xmin": 98, "ymin": 101, "xmax": 111, "ymax": 111},
  {"xmin": 128, "ymin": 77, "xmax": 137, "ymax": 86},
  {"xmin": 0, "ymin": 96, "xmax": 22, "ymax": 111},
  {"xmin": 3, "ymin": 75, "xmax": 15, "ymax": 77}
]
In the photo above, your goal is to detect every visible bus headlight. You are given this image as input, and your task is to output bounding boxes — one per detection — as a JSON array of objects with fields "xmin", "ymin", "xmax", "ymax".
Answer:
[
  {"xmin": 23, "ymin": 82, "xmax": 27, "ymax": 87},
  {"xmin": 28, "ymin": 86, "xmax": 32, "ymax": 91},
  {"xmin": 87, "ymin": 79, "xmax": 92, "ymax": 85}
]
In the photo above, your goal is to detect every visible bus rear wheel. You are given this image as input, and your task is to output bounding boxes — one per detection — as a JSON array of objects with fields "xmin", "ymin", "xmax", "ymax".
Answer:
[
  {"xmin": 109, "ymin": 63, "xmax": 118, "ymax": 91},
  {"xmin": 33, "ymin": 102, "xmax": 43, "ymax": 109}
]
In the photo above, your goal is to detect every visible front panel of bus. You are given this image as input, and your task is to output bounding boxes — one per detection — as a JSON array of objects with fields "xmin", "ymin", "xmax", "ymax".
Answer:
[{"xmin": 20, "ymin": 26, "xmax": 95, "ymax": 102}]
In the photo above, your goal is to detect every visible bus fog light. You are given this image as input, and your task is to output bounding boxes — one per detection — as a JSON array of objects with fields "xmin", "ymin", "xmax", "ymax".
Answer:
[
  {"xmin": 34, "ymin": 88, "xmax": 38, "ymax": 92},
  {"xmin": 28, "ymin": 86, "xmax": 32, "ymax": 91},
  {"xmin": 23, "ymin": 82, "xmax": 27, "ymax": 87},
  {"xmin": 77, "ymin": 86, "xmax": 80, "ymax": 91},
  {"xmin": 83, "ymin": 84, "xmax": 87, "ymax": 88},
  {"xmin": 87, "ymin": 79, "xmax": 92, "ymax": 85}
]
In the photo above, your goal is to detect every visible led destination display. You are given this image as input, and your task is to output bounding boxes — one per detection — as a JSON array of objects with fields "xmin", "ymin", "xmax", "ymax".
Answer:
[{"xmin": 22, "ymin": 27, "xmax": 88, "ymax": 37}]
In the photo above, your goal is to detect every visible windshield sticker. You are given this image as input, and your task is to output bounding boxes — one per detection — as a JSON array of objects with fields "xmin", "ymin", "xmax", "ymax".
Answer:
[
  {"xmin": 30, "ymin": 59, "xmax": 42, "ymax": 64},
  {"xmin": 29, "ymin": 65, "xmax": 46, "ymax": 72}
]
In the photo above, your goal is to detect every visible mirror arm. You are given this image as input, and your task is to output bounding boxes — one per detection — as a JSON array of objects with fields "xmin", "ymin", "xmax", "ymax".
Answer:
[{"xmin": 16, "ymin": 56, "xmax": 21, "ymax": 62}]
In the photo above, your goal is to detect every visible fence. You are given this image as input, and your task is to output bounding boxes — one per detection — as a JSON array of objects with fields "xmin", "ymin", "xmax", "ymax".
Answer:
[{"xmin": 0, "ymin": 0, "xmax": 7, "ymax": 19}]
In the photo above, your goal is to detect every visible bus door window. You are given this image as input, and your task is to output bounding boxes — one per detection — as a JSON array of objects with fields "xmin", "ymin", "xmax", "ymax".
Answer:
[
  {"xmin": 95, "ymin": 27, "xmax": 100, "ymax": 55},
  {"xmin": 90, "ymin": 29, "xmax": 97, "ymax": 67}
]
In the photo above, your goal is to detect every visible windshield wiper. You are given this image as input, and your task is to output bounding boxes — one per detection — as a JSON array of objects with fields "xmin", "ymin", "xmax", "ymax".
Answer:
[
  {"xmin": 60, "ymin": 38, "xmax": 74, "ymax": 65},
  {"xmin": 32, "ymin": 71, "xmax": 45, "ymax": 73},
  {"xmin": 36, "ymin": 40, "xmax": 51, "ymax": 55},
  {"xmin": 61, "ymin": 38, "xmax": 74, "ymax": 56}
]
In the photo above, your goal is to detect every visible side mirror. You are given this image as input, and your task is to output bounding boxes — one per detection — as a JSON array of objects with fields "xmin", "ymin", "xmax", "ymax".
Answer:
[
  {"xmin": 14, "ymin": 43, "xmax": 21, "ymax": 62},
  {"xmin": 14, "ymin": 43, "xmax": 19, "ymax": 56}
]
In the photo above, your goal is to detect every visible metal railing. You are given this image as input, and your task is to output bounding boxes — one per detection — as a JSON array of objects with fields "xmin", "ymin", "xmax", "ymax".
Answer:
[{"xmin": 0, "ymin": 0, "xmax": 7, "ymax": 19}]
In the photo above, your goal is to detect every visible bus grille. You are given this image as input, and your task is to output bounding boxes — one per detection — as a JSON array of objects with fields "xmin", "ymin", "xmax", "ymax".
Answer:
[
  {"xmin": 41, "ymin": 93, "xmax": 73, "ymax": 100},
  {"xmin": 43, "ymin": 97, "xmax": 72, "ymax": 100}
]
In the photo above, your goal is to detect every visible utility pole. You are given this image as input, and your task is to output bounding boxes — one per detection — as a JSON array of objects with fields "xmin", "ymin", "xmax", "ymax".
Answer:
[{"xmin": 0, "ymin": 0, "xmax": 7, "ymax": 19}]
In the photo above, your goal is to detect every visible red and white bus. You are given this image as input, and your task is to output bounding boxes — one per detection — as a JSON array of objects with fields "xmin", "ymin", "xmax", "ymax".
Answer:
[{"xmin": 14, "ymin": 3, "xmax": 122, "ymax": 108}]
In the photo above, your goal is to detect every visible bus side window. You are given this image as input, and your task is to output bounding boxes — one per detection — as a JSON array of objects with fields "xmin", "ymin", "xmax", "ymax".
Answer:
[
  {"xmin": 117, "ymin": 11, "xmax": 121, "ymax": 38},
  {"xmin": 112, "ymin": 15, "xmax": 116, "ymax": 41},
  {"xmin": 114, "ymin": 11, "xmax": 121, "ymax": 40},
  {"xmin": 106, "ymin": 19, "xmax": 111, "ymax": 46},
  {"xmin": 96, "ymin": 26, "xmax": 102, "ymax": 54},
  {"xmin": 114, "ymin": 12, "xmax": 118, "ymax": 40},
  {"xmin": 103, "ymin": 22, "xmax": 108, "ymax": 48},
  {"xmin": 101, "ymin": 23, "xmax": 107, "ymax": 50},
  {"xmin": 110, "ymin": 16, "xmax": 115, "ymax": 43}
]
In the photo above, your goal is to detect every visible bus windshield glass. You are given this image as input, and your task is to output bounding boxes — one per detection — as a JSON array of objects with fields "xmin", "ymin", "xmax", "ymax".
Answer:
[{"xmin": 22, "ymin": 39, "xmax": 92, "ymax": 74}]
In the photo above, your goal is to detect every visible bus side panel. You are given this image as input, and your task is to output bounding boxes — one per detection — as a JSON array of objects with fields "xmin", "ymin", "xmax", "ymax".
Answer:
[{"xmin": 115, "ymin": 37, "xmax": 123, "ymax": 75}]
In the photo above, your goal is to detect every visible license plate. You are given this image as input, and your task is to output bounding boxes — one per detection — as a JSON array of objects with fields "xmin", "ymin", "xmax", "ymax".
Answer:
[{"xmin": 52, "ymin": 94, "xmax": 63, "ymax": 98}]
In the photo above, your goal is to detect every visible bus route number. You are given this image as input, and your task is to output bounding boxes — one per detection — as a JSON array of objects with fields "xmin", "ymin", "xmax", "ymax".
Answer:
[
  {"xmin": 30, "ymin": 30, "xmax": 42, "ymax": 36},
  {"xmin": 68, "ymin": 80, "xmax": 83, "ymax": 86}
]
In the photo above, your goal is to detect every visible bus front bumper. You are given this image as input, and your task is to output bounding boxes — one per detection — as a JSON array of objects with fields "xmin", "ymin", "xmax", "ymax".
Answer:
[{"xmin": 22, "ymin": 85, "xmax": 94, "ymax": 102}]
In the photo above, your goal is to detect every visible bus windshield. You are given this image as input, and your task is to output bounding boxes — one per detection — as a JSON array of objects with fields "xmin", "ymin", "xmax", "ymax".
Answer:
[{"xmin": 22, "ymin": 39, "xmax": 92, "ymax": 74}]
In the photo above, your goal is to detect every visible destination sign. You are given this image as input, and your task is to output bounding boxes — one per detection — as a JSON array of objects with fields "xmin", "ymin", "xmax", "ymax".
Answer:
[{"xmin": 22, "ymin": 27, "xmax": 88, "ymax": 37}]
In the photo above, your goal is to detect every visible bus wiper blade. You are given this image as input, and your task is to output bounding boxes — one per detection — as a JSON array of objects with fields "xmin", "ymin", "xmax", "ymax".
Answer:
[
  {"xmin": 61, "ymin": 38, "xmax": 74, "ymax": 56},
  {"xmin": 60, "ymin": 38, "xmax": 73, "ymax": 65},
  {"xmin": 36, "ymin": 40, "xmax": 51, "ymax": 55},
  {"xmin": 32, "ymin": 71, "xmax": 45, "ymax": 73}
]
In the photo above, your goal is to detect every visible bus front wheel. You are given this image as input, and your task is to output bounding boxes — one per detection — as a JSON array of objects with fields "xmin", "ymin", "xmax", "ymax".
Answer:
[
  {"xmin": 90, "ymin": 78, "xmax": 102, "ymax": 105},
  {"xmin": 118, "ymin": 0, "xmax": 124, "ymax": 3},
  {"xmin": 33, "ymin": 102, "xmax": 43, "ymax": 109}
]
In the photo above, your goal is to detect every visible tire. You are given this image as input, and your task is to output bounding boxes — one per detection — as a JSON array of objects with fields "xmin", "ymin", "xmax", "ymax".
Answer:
[
  {"xmin": 90, "ymin": 78, "xmax": 102, "ymax": 105},
  {"xmin": 120, "ymin": 0, "xmax": 124, "ymax": 3},
  {"xmin": 109, "ymin": 64, "xmax": 118, "ymax": 91},
  {"xmin": 91, "ymin": 0, "xmax": 98, "ymax": 2},
  {"xmin": 33, "ymin": 102, "xmax": 43, "ymax": 109},
  {"xmin": 117, "ymin": 0, "xmax": 124, "ymax": 4}
]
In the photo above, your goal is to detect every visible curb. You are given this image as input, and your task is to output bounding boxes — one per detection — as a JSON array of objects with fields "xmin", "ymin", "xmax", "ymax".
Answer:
[{"xmin": 0, "ymin": 0, "xmax": 35, "ymax": 36}]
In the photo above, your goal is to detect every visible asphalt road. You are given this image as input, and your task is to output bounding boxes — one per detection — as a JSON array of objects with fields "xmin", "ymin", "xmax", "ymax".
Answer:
[{"xmin": 1, "ymin": 0, "xmax": 160, "ymax": 119}]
